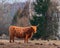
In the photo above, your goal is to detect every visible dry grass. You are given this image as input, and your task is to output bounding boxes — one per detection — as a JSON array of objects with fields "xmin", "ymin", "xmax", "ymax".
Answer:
[{"xmin": 0, "ymin": 39, "xmax": 60, "ymax": 48}]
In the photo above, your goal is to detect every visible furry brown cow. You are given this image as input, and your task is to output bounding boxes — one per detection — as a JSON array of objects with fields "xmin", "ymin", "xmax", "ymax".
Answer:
[{"xmin": 9, "ymin": 26, "xmax": 37, "ymax": 43}]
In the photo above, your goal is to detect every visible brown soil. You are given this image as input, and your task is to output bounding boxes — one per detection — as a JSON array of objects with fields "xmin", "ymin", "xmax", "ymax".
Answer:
[{"xmin": 0, "ymin": 39, "xmax": 60, "ymax": 48}]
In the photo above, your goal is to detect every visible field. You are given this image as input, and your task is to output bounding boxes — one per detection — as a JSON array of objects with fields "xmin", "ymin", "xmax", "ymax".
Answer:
[{"xmin": 0, "ymin": 39, "xmax": 60, "ymax": 48}]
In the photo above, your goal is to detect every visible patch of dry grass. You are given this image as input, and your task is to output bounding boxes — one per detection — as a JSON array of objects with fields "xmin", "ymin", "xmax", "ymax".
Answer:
[
  {"xmin": 0, "ymin": 42, "xmax": 5, "ymax": 45},
  {"xmin": 0, "ymin": 39, "xmax": 60, "ymax": 48}
]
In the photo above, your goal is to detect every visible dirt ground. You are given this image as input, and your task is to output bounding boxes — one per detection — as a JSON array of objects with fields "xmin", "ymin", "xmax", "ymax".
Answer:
[{"xmin": 0, "ymin": 39, "xmax": 60, "ymax": 48}]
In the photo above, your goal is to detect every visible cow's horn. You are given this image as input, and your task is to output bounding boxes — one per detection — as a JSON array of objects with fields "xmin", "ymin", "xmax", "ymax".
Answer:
[{"xmin": 37, "ymin": 24, "xmax": 39, "ymax": 27}]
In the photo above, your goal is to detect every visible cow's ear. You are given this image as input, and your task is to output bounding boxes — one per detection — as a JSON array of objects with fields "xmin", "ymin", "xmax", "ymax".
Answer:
[{"xmin": 31, "ymin": 27, "xmax": 34, "ymax": 31}]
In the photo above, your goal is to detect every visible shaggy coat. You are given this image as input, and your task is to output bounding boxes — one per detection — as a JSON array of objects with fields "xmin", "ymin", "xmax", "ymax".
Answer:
[{"xmin": 9, "ymin": 26, "xmax": 37, "ymax": 43}]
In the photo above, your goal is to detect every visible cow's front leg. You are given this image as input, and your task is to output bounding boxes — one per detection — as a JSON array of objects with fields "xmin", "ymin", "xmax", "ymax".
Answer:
[
  {"xmin": 24, "ymin": 34, "xmax": 28, "ymax": 43},
  {"xmin": 9, "ymin": 35, "xmax": 12, "ymax": 43}
]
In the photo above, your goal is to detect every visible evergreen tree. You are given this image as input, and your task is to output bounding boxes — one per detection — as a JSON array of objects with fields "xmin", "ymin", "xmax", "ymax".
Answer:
[
  {"xmin": 30, "ymin": 0, "xmax": 50, "ymax": 39},
  {"xmin": 11, "ymin": 9, "xmax": 20, "ymax": 25}
]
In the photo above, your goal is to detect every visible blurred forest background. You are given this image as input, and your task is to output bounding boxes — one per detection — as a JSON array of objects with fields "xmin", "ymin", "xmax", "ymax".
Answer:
[{"xmin": 0, "ymin": 0, "xmax": 60, "ymax": 40}]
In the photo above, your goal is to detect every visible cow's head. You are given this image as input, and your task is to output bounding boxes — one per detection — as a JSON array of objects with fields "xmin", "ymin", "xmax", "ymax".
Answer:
[
  {"xmin": 31, "ymin": 24, "xmax": 39, "ymax": 33},
  {"xmin": 31, "ymin": 26, "xmax": 37, "ymax": 33}
]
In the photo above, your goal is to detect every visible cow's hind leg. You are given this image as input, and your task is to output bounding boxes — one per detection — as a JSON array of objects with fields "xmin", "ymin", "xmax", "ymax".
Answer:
[
  {"xmin": 9, "ymin": 36, "xmax": 12, "ymax": 43},
  {"xmin": 12, "ymin": 36, "xmax": 14, "ymax": 42},
  {"xmin": 9, "ymin": 35, "xmax": 14, "ymax": 43}
]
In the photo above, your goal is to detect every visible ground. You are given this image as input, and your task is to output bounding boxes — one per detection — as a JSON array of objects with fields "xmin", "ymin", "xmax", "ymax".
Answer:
[{"xmin": 0, "ymin": 39, "xmax": 60, "ymax": 48}]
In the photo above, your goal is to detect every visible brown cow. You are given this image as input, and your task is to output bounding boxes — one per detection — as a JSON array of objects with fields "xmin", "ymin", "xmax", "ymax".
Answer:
[{"xmin": 9, "ymin": 26, "xmax": 37, "ymax": 43}]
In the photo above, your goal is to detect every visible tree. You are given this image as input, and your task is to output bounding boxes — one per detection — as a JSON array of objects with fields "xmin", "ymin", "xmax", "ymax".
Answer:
[
  {"xmin": 11, "ymin": 8, "xmax": 22, "ymax": 25},
  {"xmin": 12, "ymin": 2, "xmax": 31, "ymax": 27},
  {"xmin": 30, "ymin": 0, "xmax": 50, "ymax": 39},
  {"xmin": 46, "ymin": 1, "xmax": 59, "ymax": 39}
]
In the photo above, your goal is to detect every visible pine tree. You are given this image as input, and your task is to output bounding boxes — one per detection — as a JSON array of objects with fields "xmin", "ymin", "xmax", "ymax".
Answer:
[{"xmin": 30, "ymin": 0, "xmax": 50, "ymax": 39}]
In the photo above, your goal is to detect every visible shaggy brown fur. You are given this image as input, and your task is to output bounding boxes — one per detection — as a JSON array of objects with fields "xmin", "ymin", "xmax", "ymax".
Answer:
[{"xmin": 9, "ymin": 26, "xmax": 37, "ymax": 43}]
